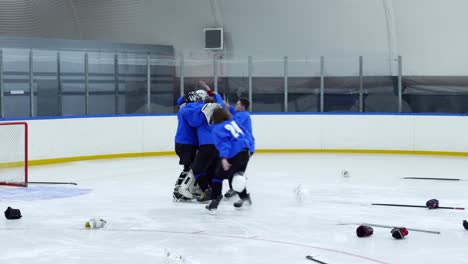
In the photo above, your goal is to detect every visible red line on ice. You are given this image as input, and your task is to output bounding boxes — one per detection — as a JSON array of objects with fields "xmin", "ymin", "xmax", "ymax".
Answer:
[{"xmin": 105, "ymin": 228, "xmax": 388, "ymax": 264}]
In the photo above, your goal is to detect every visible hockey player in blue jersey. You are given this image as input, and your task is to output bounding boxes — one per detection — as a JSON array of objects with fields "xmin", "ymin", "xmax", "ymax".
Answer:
[
  {"xmin": 177, "ymin": 93, "xmax": 225, "ymax": 202},
  {"xmin": 205, "ymin": 106, "xmax": 254, "ymax": 212},
  {"xmin": 174, "ymin": 81, "xmax": 221, "ymax": 200},
  {"xmin": 173, "ymin": 91, "xmax": 201, "ymax": 201},
  {"xmin": 226, "ymin": 98, "xmax": 254, "ymax": 139},
  {"xmin": 224, "ymin": 97, "xmax": 255, "ymax": 199}
]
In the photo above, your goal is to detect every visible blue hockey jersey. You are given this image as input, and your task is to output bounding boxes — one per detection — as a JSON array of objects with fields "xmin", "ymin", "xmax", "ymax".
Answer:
[
  {"xmin": 176, "ymin": 96, "xmax": 184, "ymax": 106},
  {"xmin": 212, "ymin": 119, "xmax": 253, "ymax": 159},
  {"xmin": 175, "ymin": 104, "xmax": 198, "ymax": 145},
  {"xmin": 179, "ymin": 94, "xmax": 225, "ymax": 146},
  {"xmin": 228, "ymin": 106, "xmax": 255, "ymax": 153}
]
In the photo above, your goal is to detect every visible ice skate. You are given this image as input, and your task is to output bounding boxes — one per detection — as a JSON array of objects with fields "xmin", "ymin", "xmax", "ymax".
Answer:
[
  {"xmin": 224, "ymin": 189, "xmax": 237, "ymax": 199},
  {"xmin": 234, "ymin": 194, "xmax": 252, "ymax": 208},
  {"xmin": 196, "ymin": 188, "xmax": 212, "ymax": 203},
  {"xmin": 206, "ymin": 195, "xmax": 222, "ymax": 214}
]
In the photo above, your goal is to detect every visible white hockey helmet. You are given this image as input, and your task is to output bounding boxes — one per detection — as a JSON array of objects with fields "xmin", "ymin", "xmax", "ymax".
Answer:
[
  {"xmin": 183, "ymin": 91, "xmax": 202, "ymax": 103},
  {"xmin": 196, "ymin": 89, "xmax": 208, "ymax": 100},
  {"xmin": 232, "ymin": 172, "xmax": 247, "ymax": 192},
  {"xmin": 201, "ymin": 103, "xmax": 221, "ymax": 124}
]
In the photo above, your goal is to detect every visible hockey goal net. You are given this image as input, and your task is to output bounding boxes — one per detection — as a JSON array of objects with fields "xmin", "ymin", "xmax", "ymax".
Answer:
[{"xmin": 0, "ymin": 122, "xmax": 28, "ymax": 187}]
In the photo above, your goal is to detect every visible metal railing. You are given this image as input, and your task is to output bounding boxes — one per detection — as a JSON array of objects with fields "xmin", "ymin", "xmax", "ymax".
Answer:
[{"xmin": 1, "ymin": 48, "xmax": 468, "ymax": 118}]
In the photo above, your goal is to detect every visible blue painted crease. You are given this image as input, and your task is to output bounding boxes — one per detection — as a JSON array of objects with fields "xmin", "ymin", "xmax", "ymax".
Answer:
[{"xmin": 0, "ymin": 186, "xmax": 91, "ymax": 201}]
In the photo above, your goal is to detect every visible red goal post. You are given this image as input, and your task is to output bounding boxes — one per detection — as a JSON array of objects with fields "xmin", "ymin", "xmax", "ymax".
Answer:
[{"xmin": 0, "ymin": 122, "xmax": 28, "ymax": 187}]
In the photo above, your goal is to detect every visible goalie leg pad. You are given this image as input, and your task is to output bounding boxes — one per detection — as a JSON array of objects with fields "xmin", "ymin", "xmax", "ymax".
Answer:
[
  {"xmin": 189, "ymin": 182, "xmax": 202, "ymax": 196},
  {"xmin": 175, "ymin": 171, "xmax": 188, "ymax": 186},
  {"xmin": 173, "ymin": 171, "xmax": 189, "ymax": 200},
  {"xmin": 179, "ymin": 170, "xmax": 196, "ymax": 199}
]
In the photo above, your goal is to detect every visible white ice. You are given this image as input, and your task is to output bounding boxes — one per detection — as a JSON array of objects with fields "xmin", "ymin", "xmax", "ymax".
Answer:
[{"xmin": 1, "ymin": 154, "xmax": 468, "ymax": 264}]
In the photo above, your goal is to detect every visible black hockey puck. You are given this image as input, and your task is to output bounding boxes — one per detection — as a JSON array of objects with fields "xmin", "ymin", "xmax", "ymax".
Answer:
[{"xmin": 463, "ymin": 220, "xmax": 468, "ymax": 230}]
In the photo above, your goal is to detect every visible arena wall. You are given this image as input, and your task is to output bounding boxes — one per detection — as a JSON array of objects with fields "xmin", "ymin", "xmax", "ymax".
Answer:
[{"xmin": 4, "ymin": 113, "xmax": 468, "ymax": 165}]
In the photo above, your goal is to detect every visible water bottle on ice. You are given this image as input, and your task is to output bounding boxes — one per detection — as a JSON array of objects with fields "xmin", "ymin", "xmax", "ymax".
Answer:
[{"xmin": 85, "ymin": 218, "xmax": 107, "ymax": 229}]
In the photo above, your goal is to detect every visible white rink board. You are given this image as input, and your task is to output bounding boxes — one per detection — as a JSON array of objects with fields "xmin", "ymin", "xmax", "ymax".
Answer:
[{"xmin": 6, "ymin": 114, "xmax": 468, "ymax": 161}]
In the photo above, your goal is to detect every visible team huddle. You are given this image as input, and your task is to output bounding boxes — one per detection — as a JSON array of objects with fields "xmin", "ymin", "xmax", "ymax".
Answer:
[{"xmin": 173, "ymin": 81, "xmax": 255, "ymax": 212}]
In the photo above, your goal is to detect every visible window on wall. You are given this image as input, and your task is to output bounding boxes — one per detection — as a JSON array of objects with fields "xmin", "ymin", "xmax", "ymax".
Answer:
[
  {"xmin": 87, "ymin": 52, "xmax": 117, "ymax": 115},
  {"xmin": 217, "ymin": 77, "xmax": 249, "ymax": 107},
  {"xmin": 323, "ymin": 77, "xmax": 360, "ymax": 112},
  {"xmin": 150, "ymin": 56, "xmax": 179, "ymax": 114},
  {"xmin": 216, "ymin": 58, "xmax": 249, "ymax": 109},
  {"xmin": 402, "ymin": 76, "xmax": 468, "ymax": 114},
  {"xmin": 60, "ymin": 51, "xmax": 86, "ymax": 116},
  {"xmin": 252, "ymin": 59, "xmax": 284, "ymax": 112},
  {"xmin": 287, "ymin": 58, "xmax": 321, "ymax": 112},
  {"xmin": 33, "ymin": 50, "xmax": 59, "ymax": 117},
  {"xmin": 288, "ymin": 77, "xmax": 320, "ymax": 112},
  {"xmin": 3, "ymin": 49, "xmax": 31, "ymax": 118}
]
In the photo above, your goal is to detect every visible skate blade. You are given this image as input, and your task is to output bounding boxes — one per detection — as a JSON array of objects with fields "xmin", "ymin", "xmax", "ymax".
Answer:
[
  {"xmin": 206, "ymin": 209, "xmax": 217, "ymax": 215},
  {"xmin": 173, "ymin": 198, "xmax": 196, "ymax": 203},
  {"xmin": 234, "ymin": 203, "xmax": 252, "ymax": 210}
]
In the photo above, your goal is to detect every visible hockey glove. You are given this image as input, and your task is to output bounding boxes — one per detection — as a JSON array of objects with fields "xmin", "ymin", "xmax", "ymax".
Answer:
[
  {"xmin": 356, "ymin": 225, "xmax": 373, "ymax": 237},
  {"xmin": 391, "ymin": 227, "xmax": 409, "ymax": 239},
  {"xmin": 426, "ymin": 199, "xmax": 439, "ymax": 209},
  {"xmin": 4, "ymin": 207, "xmax": 22, "ymax": 220}
]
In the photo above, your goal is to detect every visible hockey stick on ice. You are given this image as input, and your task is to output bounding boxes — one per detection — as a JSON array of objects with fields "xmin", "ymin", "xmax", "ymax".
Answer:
[
  {"xmin": 338, "ymin": 223, "xmax": 440, "ymax": 234},
  {"xmin": 306, "ymin": 255, "xmax": 328, "ymax": 264},
  {"xmin": 29, "ymin": 181, "xmax": 78, "ymax": 186},
  {"xmin": 371, "ymin": 203, "xmax": 464, "ymax": 210},
  {"xmin": 402, "ymin": 177, "xmax": 466, "ymax": 181}
]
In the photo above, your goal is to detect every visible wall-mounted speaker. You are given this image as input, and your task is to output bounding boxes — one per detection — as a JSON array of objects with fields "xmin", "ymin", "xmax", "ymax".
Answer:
[{"xmin": 204, "ymin": 28, "xmax": 223, "ymax": 50}]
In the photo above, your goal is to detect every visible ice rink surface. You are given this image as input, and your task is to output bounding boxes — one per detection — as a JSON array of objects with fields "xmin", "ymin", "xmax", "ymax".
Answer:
[{"xmin": 1, "ymin": 153, "xmax": 468, "ymax": 264}]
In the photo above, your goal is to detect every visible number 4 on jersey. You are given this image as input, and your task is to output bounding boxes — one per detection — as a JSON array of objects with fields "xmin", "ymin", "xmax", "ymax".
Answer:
[{"xmin": 224, "ymin": 121, "xmax": 244, "ymax": 138}]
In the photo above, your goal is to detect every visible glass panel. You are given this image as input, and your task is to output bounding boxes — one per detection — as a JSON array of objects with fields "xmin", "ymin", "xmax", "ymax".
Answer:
[
  {"xmin": 288, "ymin": 57, "xmax": 321, "ymax": 112},
  {"xmin": 61, "ymin": 51, "xmax": 85, "ymax": 116},
  {"xmin": 33, "ymin": 50, "xmax": 59, "ymax": 116},
  {"xmin": 361, "ymin": 56, "xmax": 400, "ymax": 113},
  {"xmin": 2, "ymin": 49, "xmax": 30, "ymax": 118},
  {"xmin": 217, "ymin": 57, "xmax": 249, "ymax": 108},
  {"xmin": 183, "ymin": 55, "xmax": 214, "ymax": 93},
  {"xmin": 118, "ymin": 53, "xmax": 147, "ymax": 114},
  {"xmin": 150, "ymin": 55, "xmax": 178, "ymax": 113},
  {"xmin": 252, "ymin": 58, "xmax": 284, "ymax": 112},
  {"xmin": 363, "ymin": 76, "xmax": 398, "ymax": 112},
  {"xmin": 88, "ymin": 52, "xmax": 116, "ymax": 115},
  {"xmin": 324, "ymin": 57, "xmax": 359, "ymax": 112},
  {"xmin": 402, "ymin": 76, "xmax": 468, "ymax": 113},
  {"xmin": 9, "ymin": 49, "xmax": 468, "ymax": 116}
]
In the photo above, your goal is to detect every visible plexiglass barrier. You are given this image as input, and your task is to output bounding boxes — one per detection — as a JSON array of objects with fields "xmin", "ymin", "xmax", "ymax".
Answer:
[{"xmin": 1, "ymin": 48, "xmax": 468, "ymax": 118}]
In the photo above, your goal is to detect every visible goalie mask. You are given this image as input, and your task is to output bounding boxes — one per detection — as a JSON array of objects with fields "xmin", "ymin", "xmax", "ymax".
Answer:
[
  {"xmin": 183, "ymin": 91, "xmax": 202, "ymax": 103},
  {"xmin": 196, "ymin": 89, "xmax": 208, "ymax": 100},
  {"xmin": 201, "ymin": 103, "xmax": 222, "ymax": 124}
]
